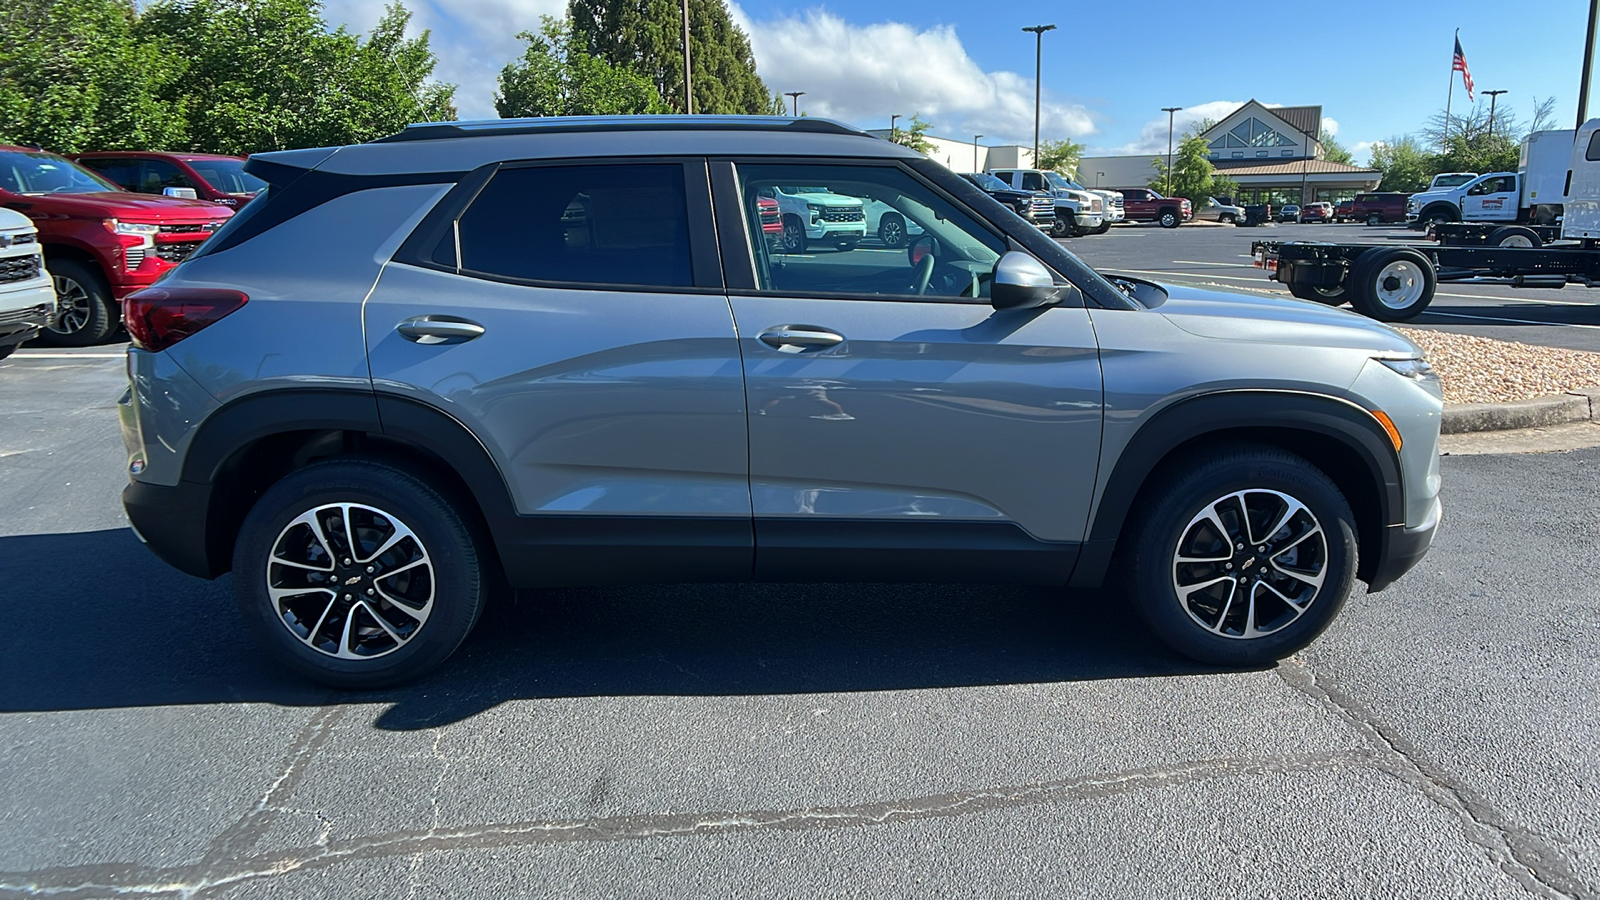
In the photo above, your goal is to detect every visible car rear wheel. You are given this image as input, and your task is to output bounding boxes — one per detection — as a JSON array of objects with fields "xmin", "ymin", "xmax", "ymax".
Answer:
[
  {"xmin": 233, "ymin": 459, "xmax": 489, "ymax": 689},
  {"xmin": 1349, "ymin": 247, "xmax": 1435, "ymax": 321},
  {"xmin": 37, "ymin": 260, "xmax": 117, "ymax": 347},
  {"xmin": 781, "ymin": 215, "xmax": 807, "ymax": 253},
  {"xmin": 878, "ymin": 214, "xmax": 907, "ymax": 248},
  {"xmin": 1366, "ymin": 213, "xmax": 1382, "ymax": 226},
  {"xmin": 1126, "ymin": 445, "xmax": 1357, "ymax": 666}
]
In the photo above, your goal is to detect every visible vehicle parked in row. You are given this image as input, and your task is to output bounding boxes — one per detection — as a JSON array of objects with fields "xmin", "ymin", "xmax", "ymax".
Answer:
[
  {"xmin": 1276, "ymin": 204, "xmax": 1302, "ymax": 223},
  {"xmin": 958, "ymin": 172, "xmax": 1054, "ymax": 229},
  {"xmin": 0, "ymin": 146, "xmax": 232, "ymax": 345},
  {"xmin": 119, "ymin": 115, "xmax": 1442, "ymax": 688},
  {"xmin": 1116, "ymin": 188, "xmax": 1193, "ymax": 228},
  {"xmin": 863, "ymin": 197, "xmax": 926, "ymax": 247},
  {"xmin": 756, "ymin": 194, "xmax": 781, "ymax": 241},
  {"xmin": 74, "ymin": 151, "xmax": 265, "ymax": 209},
  {"xmin": 1055, "ymin": 173, "xmax": 1122, "ymax": 232},
  {"xmin": 1350, "ymin": 192, "xmax": 1409, "ymax": 226},
  {"xmin": 770, "ymin": 184, "xmax": 867, "ymax": 252},
  {"xmin": 987, "ymin": 168, "xmax": 1104, "ymax": 237},
  {"xmin": 1331, "ymin": 200, "xmax": 1355, "ymax": 223},
  {"xmin": 1299, "ymin": 202, "xmax": 1334, "ymax": 223},
  {"xmin": 0, "ymin": 206, "xmax": 54, "ymax": 360},
  {"xmin": 1194, "ymin": 197, "xmax": 1245, "ymax": 224},
  {"xmin": 1408, "ymin": 131, "xmax": 1571, "ymax": 233}
]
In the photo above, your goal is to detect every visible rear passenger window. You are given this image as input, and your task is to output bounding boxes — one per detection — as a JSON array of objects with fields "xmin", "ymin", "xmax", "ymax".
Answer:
[
  {"xmin": 1587, "ymin": 131, "xmax": 1600, "ymax": 162},
  {"xmin": 454, "ymin": 164, "xmax": 692, "ymax": 288}
]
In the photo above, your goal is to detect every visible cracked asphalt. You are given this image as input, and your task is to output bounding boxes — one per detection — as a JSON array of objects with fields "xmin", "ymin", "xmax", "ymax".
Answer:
[{"xmin": 2, "ymin": 347, "xmax": 1598, "ymax": 898}]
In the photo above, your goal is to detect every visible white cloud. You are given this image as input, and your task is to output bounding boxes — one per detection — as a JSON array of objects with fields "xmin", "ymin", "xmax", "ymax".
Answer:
[
  {"xmin": 735, "ymin": 7, "xmax": 1096, "ymax": 144},
  {"xmin": 1350, "ymin": 140, "xmax": 1376, "ymax": 166},
  {"xmin": 1101, "ymin": 101, "xmax": 1244, "ymax": 154},
  {"xmin": 1322, "ymin": 116, "xmax": 1339, "ymax": 137}
]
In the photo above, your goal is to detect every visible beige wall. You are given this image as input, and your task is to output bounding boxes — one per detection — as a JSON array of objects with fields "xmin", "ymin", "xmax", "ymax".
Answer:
[{"xmin": 864, "ymin": 131, "xmax": 1034, "ymax": 172}]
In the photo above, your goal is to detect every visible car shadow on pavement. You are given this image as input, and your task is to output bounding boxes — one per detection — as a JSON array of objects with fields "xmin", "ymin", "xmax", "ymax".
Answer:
[{"xmin": 1, "ymin": 528, "xmax": 1228, "ymax": 730}]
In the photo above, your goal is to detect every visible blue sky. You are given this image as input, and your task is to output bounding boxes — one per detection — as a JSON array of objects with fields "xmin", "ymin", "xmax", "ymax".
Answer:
[{"xmin": 327, "ymin": 0, "xmax": 1594, "ymax": 163}]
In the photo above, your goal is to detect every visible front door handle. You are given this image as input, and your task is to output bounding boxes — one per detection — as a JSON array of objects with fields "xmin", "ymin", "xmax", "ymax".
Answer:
[
  {"xmin": 758, "ymin": 325, "xmax": 844, "ymax": 352},
  {"xmin": 396, "ymin": 315, "xmax": 484, "ymax": 344}
]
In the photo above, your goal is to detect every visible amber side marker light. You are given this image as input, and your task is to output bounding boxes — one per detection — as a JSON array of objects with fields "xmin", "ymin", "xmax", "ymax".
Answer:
[{"xmin": 1371, "ymin": 410, "xmax": 1403, "ymax": 452}]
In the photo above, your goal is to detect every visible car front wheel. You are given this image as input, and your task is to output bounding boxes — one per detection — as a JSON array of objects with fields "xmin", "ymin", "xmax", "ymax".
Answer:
[
  {"xmin": 1159, "ymin": 211, "xmax": 1180, "ymax": 228},
  {"xmin": 1127, "ymin": 446, "xmax": 1357, "ymax": 666},
  {"xmin": 233, "ymin": 459, "xmax": 489, "ymax": 688},
  {"xmin": 781, "ymin": 215, "xmax": 807, "ymax": 253},
  {"xmin": 37, "ymin": 260, "xmax": 117, "ymax": 346}
]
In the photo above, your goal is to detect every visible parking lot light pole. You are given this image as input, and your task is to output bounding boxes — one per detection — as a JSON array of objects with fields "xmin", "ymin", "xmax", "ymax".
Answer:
[
  {"xmin": 1484, "ymin": 90, "xmax": 1508, "ymax": 138},
  {"xmin": 973, "ymin": 135, "xmax": 983, "ymax": 170},
  {"xmin": 1022, "ymin": 24, "xmax": 1056, "ymax": 162},
  {"xmin": 784, "ymin": 91, "xmax": 805, "ymax": 116},
  {"xmin": 1161, "ymin": 107, "xmax": 1182, "ymax": 194},
  {"xmin": 1095, "ymin": 171, "xmax": 1104, "ymax": 187},
  {"xmin": 890, "ymin": 113, "xmax": 901, "ymax": 142}
]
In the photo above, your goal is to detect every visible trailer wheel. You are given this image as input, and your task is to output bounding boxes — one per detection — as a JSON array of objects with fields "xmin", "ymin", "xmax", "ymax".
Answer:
[
  {"xmin": 1486, "ymin": 225, "xmax": 1542, "ymax": 249},
  {"xmin": 1350, "ymin": 248, "xmax": 1435, "ymax": 321}
]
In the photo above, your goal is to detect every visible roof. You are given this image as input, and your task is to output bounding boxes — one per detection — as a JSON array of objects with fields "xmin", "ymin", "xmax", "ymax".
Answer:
[
  {"xmin": 1210, "ymin": 158, "xmax": 1379, "ymax": 176},
  {"xmin": 1268, "ymin": 105, "xmax": 1322, "ymax": 138},
  {"xmin": 71, "ymin": 151, "xmax": 244, "ymax": 161},
  {"xmin": 259, "ymin": 115, "xmax": 918, "ymax": 177}
]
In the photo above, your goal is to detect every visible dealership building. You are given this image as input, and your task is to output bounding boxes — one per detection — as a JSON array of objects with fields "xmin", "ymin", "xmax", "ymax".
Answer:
[
  {"xmin": 864, "ymin": 129, "xmax": 1036, "ymax": 173},
  {"xmin": 1078, "ymin": 100, "xmax": 1381, "ymax": 205}
]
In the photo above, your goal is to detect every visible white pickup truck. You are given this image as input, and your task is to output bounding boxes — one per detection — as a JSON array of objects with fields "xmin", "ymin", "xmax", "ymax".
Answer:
[
  {"xmin": 770, "ymin": 185, "xmax": 868, "ymax": 253},
  {"xmin": 0, "ymin": 207, "xmax": 55, "ymax": 360},
  {"xmin": 1406, "ymin": 130, "xmax": 1572, "ymax": 233},
  {"xmin": 987, "ymin": 168, "xmax": 1105, "ymax": 237}
]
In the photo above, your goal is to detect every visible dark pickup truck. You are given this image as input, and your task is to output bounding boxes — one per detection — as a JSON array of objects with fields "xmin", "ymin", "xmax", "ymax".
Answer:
[
  {"xmin": 1351, "ymin": 192, "xmax": 1410, "ymax": 226},
  {"xmin": 959, "ymin": 173, "xmax": 1055, "ymax": 227},
  {"xmin": 1115, "ymin": 188, "xmax": 1192, "ymax": 228}
]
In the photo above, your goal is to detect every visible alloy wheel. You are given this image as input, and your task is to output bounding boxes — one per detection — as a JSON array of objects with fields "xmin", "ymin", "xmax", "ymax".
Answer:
[
  {"xmin": 267, "ymin": 502, "xmax": 434, "ymax": 659},
  {"xmin": 880, "ymin": 219, "xmax": 904, "ymax": 247},
  {"xmin": 49, "ymin": 275, "xmax": 91, "ymax": 335},
  {"xmin": 1170, "ymin": 489, "xmax": 1327, "ymax": 639}
]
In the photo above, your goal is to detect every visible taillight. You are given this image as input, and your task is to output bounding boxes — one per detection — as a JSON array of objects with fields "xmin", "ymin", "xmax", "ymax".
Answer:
[{"xmin": 123, "ymin": 287, "xmax": 247, "ymax": 352}]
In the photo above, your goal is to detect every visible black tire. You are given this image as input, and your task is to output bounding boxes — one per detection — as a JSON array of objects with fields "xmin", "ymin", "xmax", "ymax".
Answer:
[
  {"xmin": 0, "ymin": 342, "xmax": 16, "ymax": 361},
  {"xmin": 781, "ymin": 215, "xmax": 807, "ymax": 253},
  {"xmin": 1349, "ymin": 247, "xmax": 1436, "ymax": 321},
  {"xmin": 1220, "ymin": 214, "xmax": 1235, "ymax": 225},
  {"xmin": 1486, "ymin": 225, "xmax": 1542, "ymax": 248},
  {"xmin": 1419, "ymin": 205, "xmax": 1459, "ymax": 227},
  {"xmin": 1092, "ymin": 221, "xmax": 1111, "ymax": 235},
  {"xmin": 1158, "ymin": 209, "xmax": 1181, "ymax": 228},
  {"xmin": 1366, "ymin": 213, "xmax": 1382, "ymax": 226},
  {"xmin": 1288, "ymin": 282, "xmax": 1348, "ymax": 304},
  {"xmin": 36, "ymin": 259, "xmax": 117, "ymax": 347},
  {"xmin": 233, "ymin": 459, "xmax": 490, "ymax": 689},
  {"xmin": 878, "ymin": 213, "xmax": 908, "ymax": 248},
  {"xmin": 1126, "ymin": 445, "xmax": 1358, "ymax": 667},
  {"xmin": 1050, "ymin": 215, "xmax": 1072, "ymax": 238}
]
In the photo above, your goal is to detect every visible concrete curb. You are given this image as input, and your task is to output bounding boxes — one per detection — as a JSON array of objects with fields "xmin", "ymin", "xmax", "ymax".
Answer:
[{"xmin": 1442, "ymin": 388, "xmax": 1600, "ymax": 434}]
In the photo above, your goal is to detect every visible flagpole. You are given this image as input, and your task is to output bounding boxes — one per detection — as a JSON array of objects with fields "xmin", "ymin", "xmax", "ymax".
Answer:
[{"xmin": 1445, "ymin": 28, "xmax": 1457, "ymax": 143}]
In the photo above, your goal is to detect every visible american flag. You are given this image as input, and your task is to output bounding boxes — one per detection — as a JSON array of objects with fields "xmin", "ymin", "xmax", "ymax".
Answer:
[{"xmin": 1453, "ymin": 36, "xmax": 1475, "ymax": 101}]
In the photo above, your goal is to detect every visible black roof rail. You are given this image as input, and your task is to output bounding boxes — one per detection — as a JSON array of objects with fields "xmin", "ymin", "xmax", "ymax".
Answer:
[{"xmin": 374, "ymin": 115, "xmax": 870, "ymax": 144}]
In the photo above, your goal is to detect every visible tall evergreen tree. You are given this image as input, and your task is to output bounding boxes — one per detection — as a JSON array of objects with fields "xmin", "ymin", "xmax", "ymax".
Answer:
[
  {"xmin": 567, "ymin": 0, "xmax": 770, "ymax": 114},
  {"xmin": 497, "ymin": 16, "xmax": 667, "ymax": 118}
]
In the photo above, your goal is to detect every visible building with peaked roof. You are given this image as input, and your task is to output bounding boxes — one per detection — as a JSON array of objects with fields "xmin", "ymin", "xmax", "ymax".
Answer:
[{"xmin": 1079, "ymin": 100, "xmax": 1381, "ymax": 205}]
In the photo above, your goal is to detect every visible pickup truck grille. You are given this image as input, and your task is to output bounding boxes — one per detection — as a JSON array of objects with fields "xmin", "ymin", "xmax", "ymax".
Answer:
[
  {"xmin": 1089, "ymin": 198, "xmax": 1103, "ymax": 213},
  {"xmin": 0, "ymin": 304, "xmax": 49, "ymax": 326},
  {"xmin": 160, "ymin": 223, "xmax": 221, "ymax": 235},
  {"xmin": 1112, "ymin": 196, "xmax": 1124, "ymax": 209},
  {"xmin": 1030, "ymin": 197, "xmax": 1054, "ymax": 217},
  {"xmin": 0, "ymin": 254, "xmax": 41, "ymax": 284},
  {"xmin": 155, "ymin": 242, "xmax": 203, "ymax": 264},
  {"xmin": 1, "ymin": 233, "xmax": 37, "ymax": 249},
  {"xmin": 819, "ymin": 208, "xmax": 865, "ymax": 223}
]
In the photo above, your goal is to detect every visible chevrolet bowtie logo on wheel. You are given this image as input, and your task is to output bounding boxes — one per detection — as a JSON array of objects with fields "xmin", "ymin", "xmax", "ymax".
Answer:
[{"xmin": 345, "ymin": 575, "xmax": 362, "ymax": 585}]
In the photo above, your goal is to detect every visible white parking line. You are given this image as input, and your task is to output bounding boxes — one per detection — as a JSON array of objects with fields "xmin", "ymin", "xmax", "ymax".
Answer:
[
  {"xmin": 13, "ymin": 352, "xmax": 125, "ymax": 359},
  {"xmin": 1414, "ymin": 310, "xmax": 1600, "ymax": 330}
]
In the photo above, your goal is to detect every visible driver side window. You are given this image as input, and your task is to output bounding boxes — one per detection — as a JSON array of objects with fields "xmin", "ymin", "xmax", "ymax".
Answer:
[{"xmin": 736, "ymin": 163, "xmax": 1005, "ymax": 301}]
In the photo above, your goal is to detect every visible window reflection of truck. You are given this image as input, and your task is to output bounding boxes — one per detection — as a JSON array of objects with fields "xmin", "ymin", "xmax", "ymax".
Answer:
[{"xmin": 771, "ymin": 186, "xmax": 867, "ymax": 252}]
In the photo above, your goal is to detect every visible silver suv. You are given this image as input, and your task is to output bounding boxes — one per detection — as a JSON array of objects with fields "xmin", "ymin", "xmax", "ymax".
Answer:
[{"xmin": 119, "ymin": 117, "xmax": 1443, "ymax": 687}]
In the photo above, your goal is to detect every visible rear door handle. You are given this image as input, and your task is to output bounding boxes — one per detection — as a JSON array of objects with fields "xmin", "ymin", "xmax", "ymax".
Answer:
[
  {"xmin": 396, "ymin": 315, "xmax": 484, "ymax": 344},
  {"xmin": 758, "ymin": 326, "xmax": 844, "ymax": 352}
]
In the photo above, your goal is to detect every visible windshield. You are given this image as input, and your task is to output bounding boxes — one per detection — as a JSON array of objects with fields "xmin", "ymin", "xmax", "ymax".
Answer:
[
  {"xmin": 0, "ymin": 150, "xmax": 121, "ymax": 195},
  {"xmin": 185, "ymin": 158, "xmax": 266, "ymax": 195},
  {"xmin": 1044, "ymin": 172, "xmax": 1074, "ymax": 190},
  {"xmin": 779, "ymin": 186, "xmax": 832, "ymax": 194},
  {"xmin": 966, "ymin": 172, "xmax": 1009, "ymax": 191}
]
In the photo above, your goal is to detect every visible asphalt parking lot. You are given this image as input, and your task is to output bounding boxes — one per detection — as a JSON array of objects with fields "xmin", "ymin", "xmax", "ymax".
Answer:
[
  {"xmin": 1070, "ymin": 220, "xmax": 1600, "ymax": 353},
  {"xmin": 2, "ymin": 295, "xmax": 1599, "ymax": 896}
]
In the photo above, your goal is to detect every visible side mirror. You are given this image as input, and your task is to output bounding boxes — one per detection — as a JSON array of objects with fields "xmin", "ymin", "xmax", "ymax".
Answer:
[
  {"xmin": 163, "ymin": 187, "xmax": 198, "ymax": 200},
  {"xmin": 991, "ymin": 251, "xmax": 1073, "ymax": 310}
]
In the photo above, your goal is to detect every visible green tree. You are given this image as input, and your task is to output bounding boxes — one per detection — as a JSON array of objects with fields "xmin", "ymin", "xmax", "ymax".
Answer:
[
  {"xmin": 136, "ymin": 0, "xmax": 455, "ymax": 155},
  {"xmin": 497, "ymin": 16, "xmax": 667, "ymax": 117},
  {"xmin": 1368, "ymin": 135, "xmax": 1432, "ymax": 193},
  {"xmin": 0, "ymin": 0, "xmax": 186, "ymax": 152},
  {"xmin": 1149, "ymin": 131, "xmax": 1216, "ymax": 207},
  {"xmin": 568, "ymin": 0, "xmax": 771, "ymax": 114},
  {"xmin": 888, "ymin": 113, "xmax": 933, "ymax": 154},
  {"xmin": 1319, "ymin": 128, "xmax": 1353, "ymax": 165},
  {"xmin": 1036, "ymin": 138, "xmax": 1083, "ymax": 174}
]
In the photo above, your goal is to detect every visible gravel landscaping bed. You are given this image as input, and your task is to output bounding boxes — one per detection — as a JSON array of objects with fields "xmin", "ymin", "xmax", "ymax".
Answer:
[{"xmin": 1397, "ymin": 327, "xmax": 1600, "ymax": 404}]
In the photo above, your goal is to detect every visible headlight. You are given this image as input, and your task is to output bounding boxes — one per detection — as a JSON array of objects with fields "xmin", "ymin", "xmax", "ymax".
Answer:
[
  {"xmin": 108, "ymin": 220, "xmax": 160, "ymax": 236},
  {"xmin": 1377, "ymin": 357, "xmax": 1437, "ymax": 380}
]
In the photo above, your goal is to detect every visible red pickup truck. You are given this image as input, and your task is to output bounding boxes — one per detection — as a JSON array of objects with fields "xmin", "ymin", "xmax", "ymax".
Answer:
[
  {"xmin": 0, "ymin": 146, "xmax": 232, "ymax": 345},
  {"xmin": 73, "ymin": 151, "xmax": 265, "ymax": 210},
  {"xmin": 1115, "ymin": 188, "xmax": 1192, "ymax": 228}
]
